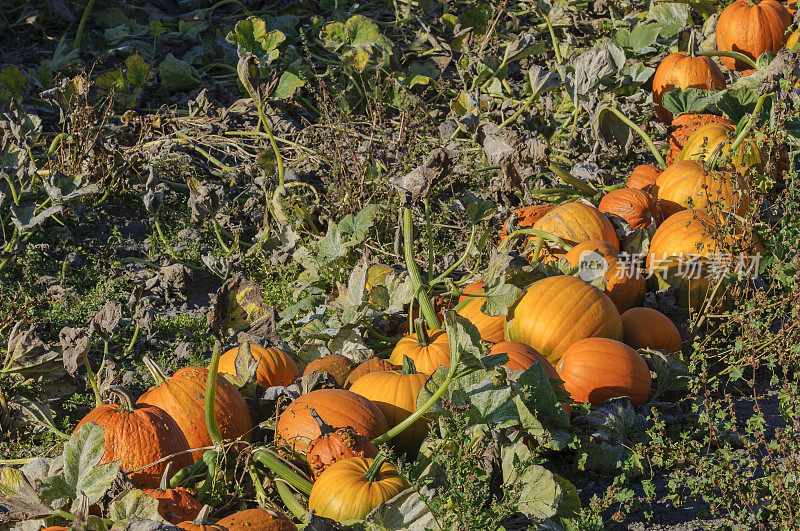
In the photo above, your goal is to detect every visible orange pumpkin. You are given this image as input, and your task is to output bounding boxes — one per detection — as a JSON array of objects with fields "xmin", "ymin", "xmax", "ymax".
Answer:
[
  {"xmin": 652, "ymin": 41, "xmax": 726, "ymax": 123},
  {"xmin": 177, "ymin": 506, "xmax": 226, "ymax": 531},
  {"xmin": 667, "ymin": 114, "xmax": 735, "ymax": 165},
  {"xmin": 789, "ymin": 0, "xmax": 797, "ymax": 13},
  {"xmin": 457, "ymin": 294, "xmax": 505, "ymax": 343},
  {"xmin": 301, "ymin": 355, "xmax": 353, "ymax": 387},
  {"xmin": 598, "ymin": 188, "xmax": 661, "ymax": 229},
  {"xmin": 621, "ymin": 307, "xmax": 682, "ymax": 354},
  {"xmin": 530, "ymin": 202, "xmax": 619, "ymax": 261},
  {"xmin": 74, "ymin": 387, "xmax": 192, "ymax": 488},
  {"xmin": 487, "ymin": 341, "xmax": 559, "ymax": 378},
  {"xmin": 218, "ymin": 345, "xmax": 297, "ymax": 390},
  {"xmin": 676, "ymin": 122, "xmax": 764, "ymax": 175},
  {"xmin": 345, "ymin": 357, "xmax": 399, "ymax": 388},
  {"xmin": 215, "ymin": 508, "xmax": 295, "ymax": 531},
  {"xmin": 138, "ymin": 358, "xmax": 252, "ymax": 462},
  {"xmin": 716, "ymin": 0, "xmax": 792, "ymax": 70},
  {"xmin": 505, "ymin": 275, "xmax": 623, "ymax": 365},
  {"xmin": 651, "ymin": 160, "xmax": 750, "ymax": 219},
  {"xmin": 499, "ymin": 204, "xmax": 554, "ymax": 244},
  {"xmin": 305, "ymin": 407, "xmax": 378, "ymax": 479},
  {"xmin": 556, "ymin": 337, "xmax": 652, "ymax": 406},
  {"xmin": 388, "ymin": 321, "xmax": 450, "ymax": 374},
  {"xmin": 275, "ymin": 389, "xmax": 388, "ymax": 455},
  {"xmin": 626, "ymin": 164, "xmax": 661, "ymax": 191},
  {"xmin": 458, "ymin": 280, "xmax": 486, "ymax": 304},
  {"xmin": 143, "ymin": 471, "xmax": 203, "ymax": 525},
  {"xmin": 564, "ymin": 241, "xmax": 645, "ymax": 314}
]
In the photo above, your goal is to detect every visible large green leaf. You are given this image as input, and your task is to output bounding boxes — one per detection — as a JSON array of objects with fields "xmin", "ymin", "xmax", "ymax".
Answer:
[
  {"xmin": 320, "ymin": 15, "xmax": 390, "ymax": 72},
  {"xmin": 226, "ymin": 17, "xmax": 286, "ymax": 64},
  {"xmin": 108, "ymin": 489, "xmax": 163, "ymax": 524}
]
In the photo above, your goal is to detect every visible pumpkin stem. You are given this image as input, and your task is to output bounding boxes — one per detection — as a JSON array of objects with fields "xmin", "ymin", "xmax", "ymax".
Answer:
[
  {"xmin": 159, "ymin": 462, "xmax": 173, "ymax": 491},
  {"xmin": 308, "ymin": 406, "xmax": 335, "ymax": 438},
  {"xmin": 414, "ymin": 318, "xmax": 431, "ymax": 348},
  {"xmin": 403, "ymin": 207, "xmax": 440, "ymax": 330},
  {"xmin": 142, "ymin": 356, "xmax": 169, "ymax": 386},
  {"xmin": 401, "ymin": 355, "xmax": 417, "ymax": 375},
  {"xmin": 193, "ymin": 505, "xmax": 212, "ymax": 525},
  {"xmin": 364, "ymin": 452, "xmax": 388, "ymax": 482},
  {"xmin": 108, "ymin": 386, "xmax": 135, "ymax": 412},
  {"xmin": 205, "ymin": 340, "xmax": 224, "ymax": 447},
  {"xmin": 687, "ymin": 28, "xmax": 699, "ymax": 58}
]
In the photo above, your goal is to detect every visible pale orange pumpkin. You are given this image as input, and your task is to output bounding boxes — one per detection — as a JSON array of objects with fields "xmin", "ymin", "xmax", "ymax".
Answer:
[
  {"xmin": 651, "ymin": 160, "xmax": 750, "ymax": 219},
  {"xmin": 530, "ymin": 202, "xmax": 619, "ymax": 261},
  {"xmin": 717, "ymin": 0, "xmax": 792, "ymax": 71},
  {"xmin": 621, "ymin": 307, "xmax": 682, "ymax": 354}
]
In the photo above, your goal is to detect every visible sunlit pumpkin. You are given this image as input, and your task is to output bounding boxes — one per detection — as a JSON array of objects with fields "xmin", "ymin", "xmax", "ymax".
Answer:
[
  {"xmin": 215, "ymin": 508, "xmax": 295, "ymax": 531},
  {"xmin": 598, "ymin": 188, "xmax": 661, "ymax": 229},
  {"xmin": 301, "ymin": 355, "xmax": 354, "ymax": 387},
  {"xmin": 458, "ymin": 280, "xmax": 486, "ymax": 303},
  {"xmin": 388, "ymin": 321, "xmax": 450, "ymax": 374},
  {"xmin": 667, "ymin": 114, "xmax": 735, "ymax": 165},
  {"xmin": 345, "ymin": 357, "xmax": 399, "ymax": 388},
  {"xmin": 716, "ymin": 0, "xmax": 792, "ymax": 71},
  {"xmin": 621, "ymin": 307, "xmax": 682, "ymax": 354},
  {"xmin": 676, "ymin": 122, "xmax": 764, "ymax": 175},
  {"xmin": 305, "ymin": 406, "xmax": 378, "ymax": 479},
  {"xmin": 487, "ymin": 341, "xmax": 559, "ymax": 378},
  {"xmin": 626, "ymin": 165, "xmax": 661, "ymax": 191},
  {"xmin": 556, "ymin": 337, "xmax": 652, "ymax": 406},
  {"xmin": 457, "ymin": 292, "xmax": 505, "ymax": 343},
  {"xmin": 218, "ymin": 344, "xmax": 297, "ymax": 390},
  {"xmin": 143, "ymin": 468, "xmax": 203, "ymax": 525},
  {"xmin": 530, "ymin": 202, "xmax": 619, "ymax": 262},
  {"xmin": 651, "ymin": 160, "xmax": 750, "ymax": 219},
  {"xmin": 499, "ymin": 204, "xmax": 554, "ymax": 244}
]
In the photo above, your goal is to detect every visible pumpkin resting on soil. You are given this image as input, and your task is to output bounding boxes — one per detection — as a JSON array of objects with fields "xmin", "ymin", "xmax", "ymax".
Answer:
[
  {"xmin": 345, "ymin": 357, "xmax": 399, "ymax": 388},
  {"xmin": 626, "ymin": 165, "xmax": 661, "ymax": 191},
  {"xmin": 598, "ymin": 188, "xmax": 661, "ymax": 229},
  {"xmin": 457, "ymin": 292, "xmax": 506, "ymax": 343},
  {"xmin": 499, "ymin": 204, "xmax": 554, "ymax": 244},
  {"xmin": 488, "ymin": 341, "xmax": 559, "ymax": 378},
  {"xmin": 143, "ymin": 469, "xmax": 203, "ymax": 525},
  {"xmin": 621, "ymin": 307, "xmax": 682, "ymax": 354}
]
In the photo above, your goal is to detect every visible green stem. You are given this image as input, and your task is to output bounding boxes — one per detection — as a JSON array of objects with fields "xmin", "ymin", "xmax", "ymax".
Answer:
[
  {"xmin": 142, "ymin": 356, "xmax": 169, "ymax": 386},
  {"xmin": 3, "ymin": 173, "xmax": 20, "ymax": 205},
  {"xmin": 364, "ymin": 452, "xmax": 388, "ymax": 481},
  {"xmin": 548, "ymin": 162, "xmax": 599, "ymax": 196},
  {"xmin": 717, "ymin": 93, "xmax": 768, "ymax": 167},
  {"xmin": 122, "ymin": 324, "xmax": 140, "ymax": 357},
  {"xmin": 530, "ymin": 238, "xmax": 545, "ymax": 265},
  {"xmin": 0, "ymin": 385, "xmax": 8, "ymax": 414},
  {"xmin": 275, "ymin": 479, "xmax": 308, "ymax": 520},
  {"xmin": 429, "ymin": 225, "xmax": 478, "ymax": 287},
  {"xmin": 604, "ymin": 107, "xmax": 667, "ymax": 169},
  {"xmin": 701, "ymin": 50, "xmax": 757, "ymax": 69},
  {"xmin": 72, "ymin": 0, "xmax": 96, "ymax": 49},
  {"xmin": 498, "ymin": 227, "xmax": 575, "ymax": 253},
  {"xmin": 414, "ymin": 319, "xmax": 432, "ymax": 347},
  {"xmin": 403, "ymin": 207, "xmax": 439, "ymax": 330},
  {"xmin": 424, "ymin": 199, "xmax": 434, "ymax": 284},
  {"xmin": 82, "ymin": 352, "xmax": 103, "ymax": 407},
  {"xmin": 252, "ymin": 449, "xmax": 313, "ymax": 495},
  {"xmin": 543, "ymin": 11, "xmax": 563, "ymax": 64},
  {"xmin": 211, "ymin": 219, "xmax": 232, "ymax": 254},
  {"xmin": 249, "ymin": 465, "xmax": 269, "ymax": 507},
  {"xmin": 500, "ymin": 92, "xmax": 537, "ymax": 129},
  {"xmin": 205, "ymin": 340, "xmax": 223, "ymax": 446}
]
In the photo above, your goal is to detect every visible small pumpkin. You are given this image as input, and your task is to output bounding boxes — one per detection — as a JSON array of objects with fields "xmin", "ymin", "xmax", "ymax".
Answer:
[
  {"xmin": 144, "ymin": 466, "xmax": 203, "ymax": 525},
  {"xmin": 218, "ymin": 344, "xmax": 297, "ymax": 390},
  {"xmin": 349, "ymin": 357, "xmax": 430, "ymax": 453},
  {"xmin": 499, "ymin": 204, "xmax": 554, "ymax": 244},
  {"xmin": 215, "ymin": 508, "xmax": 295, "ymax": 531},
  {"xmin": 530, "ymin": 202, "xmax": 619, "ymax": 261},
  {"xmin": 305, "ymin": 407, "xmax": 378, "ymax": 479},
  {"xmin": 457, "ymin": 292, "xmax": 505, "ymax": 343},
  {"xmin": 652, "ymin": 160, "xmax": 750, "ymax": 219},
  {"xmin": 138, "ymin": 358, "xmax": 252, "ymax": 462},
  {"xmin": 487, "ymin": 341, "xmax": 559, "ymax": 378},
  {"xmin": 626, "ymin": 164, "xmax": 661, "ymax": 191},
  {"xmin": 275, "ymin": 389, "xmax": 388, "ymax": 455},
  {"xmin": 652, "ymin": 33, "xmax": 726, "ymax": 123},
  {"xmin": 74, "ymin": 386, "xmax": 192, "ymax": 488},
  {"xmin": 598, "ymin": 188, "xmax": 661, "ymax": 229},
  {"xmin": 301, "ymin": 355, "xmax": 353, "ymax": 387},
  {"xmin": 388, "ymin": 320, "xmax": 450, "ymax": 374},
  {"xmin": 308, "ymin": 455, "xmax": 409, "ymax": 522},
  {"xmin": 505, "ymin": 275, "xmax": 623, "ymax": 365},
  {"xmin": 177, "ymin": 506, "xmax": 227, "ymax": 531},
  {"xmin": 716, "ymin": 0, "xmax": 792, "ymax": 70},
  {"xmin": 676, "ymin": 122, "xmax": 764, "ymax": 175},
  {"xmin": 667, "ymin": 114, "xmax": 735, "ymax": 165},
  {"xmin": 621, "ymin": 307, "xmax": 682, "ymax": 354},
  {"xmin": 556, "ymin": 337, "xmax": 652, "ymax": 406},
  {"xmin": 345, "ymin": 357, "xmax": 399, "ymax": 388}
]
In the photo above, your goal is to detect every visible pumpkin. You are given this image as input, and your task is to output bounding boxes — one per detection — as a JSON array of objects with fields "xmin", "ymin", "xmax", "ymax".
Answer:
[
  {"xmin": 652, "ymin": 36, "xmax": 726, "ymax": 123},
  {"xmin": 487, "ymin": 341, "xmax": 559, "ymax": 378},
  {"xmin": 74, "ymin": 386, "xmax": 192, "ymax": 488},
  {"xmin": 344, "ymin": 357, "xmax": 399, "ymax": 388},
  {"xmin": 275, "ymin": 389, "xmax": 388, "ymax": 455},
  {"xmin": 556, "ymin": 338, "xmax": 652, "ymax": 406},
  {"xmin": 530, "ymin": 202, "xmax": 619, "ymax": 261},
  {"xmin": 305, "ymin": 407, "xmax": 378, "ymax": 479},
  {"xmin": 388, "ymin": 321, "xmax": 450, "ymax": 374},
  {"xmin": 349, "ymin": 357, "xmax": 430, "ymax": 453},
  {"xmin": 716, "ymin": 0, "xmax": 792, "ymax": 70},
  {"xmin": 215, "ymin": 508, "xmax": 295, "ymax": 531},
  {"xmin": 457, "ymin": 293, "xmax": 505, "ymax": 343},
  {"xmin": 598, "ymin": 188, "xmax": 661, "ymax": 229},
  {"xmin": 667, "ymin": 114, "xmax": 735, "ymax": 165},
  {"xmin": 499, "ymin": 204, "xmax": 554, "ymax": 244},
  {"xmin": 308, "ymin": 455, "xmax": 408, "ymax": 522},
  {"xmin": 144, "ymin": 467, "xmax": 203, "ymax": 525},
  {"xmin": 626, "ymin": 164, "xmax": 661, "ymax": 191},
  {"xmin": 676, "ymin": 122, "xmax": 764, "ymax": 175},
  {"xmin": 458, "ymin": 280, "xmax": 486, "ymax": 303},
  {"xmin": 621, "ymin": 307, "xmax": 682, "ymax": 354},
  {"xmin": 563, "ymin": 241, "xmax": 646, "ymax": 314},
  {"xmin": 505, "ymin": 275, "xmax": 623, "ymax": 365},
  {"xmin": 138, "ymin": 358, "xmax": 252, "ymax": 462},
  {"xmin": 301, "ymin": 355, "xmax": 353, "ymax": 387},
  {"xmin": 652, "ymin": 160, "xmax": 750, "ymax": 219},
  {"xmin": 218, "ymin": 344, "xmax": 297, "ymax": 390},
  {"xmin": 177, "ymin": 506, "xmax": 226, "ymax": 531}
]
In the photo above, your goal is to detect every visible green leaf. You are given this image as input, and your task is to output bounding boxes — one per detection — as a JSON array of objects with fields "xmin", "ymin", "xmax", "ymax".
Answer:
[
  {"xmin": 505, "ymin": 457, "xmax": 562, "ymax": 520},
  {"xmin": 0, "ymin": 66, "xmax": 27, "ymax": 105},
  {"xmin": 462, "ymin": 3, "xmax": 493, "ymax": 34},
  {"xmin": 479, "ymin": 280, "xmax": 524, "ymax": 317},
  {"xmin": 465, "ymin": 378, "xmax": 519, "ymax": 427},
  {"xmin": 514, "ymin": 362, "xmax": 571, "ymax": 431},
  {"xmin": 660, "ymin": 87, "xmax": 723, "ymax": 117},
  {"xmin": 338, "ymin": 204, "xmax": 378, "ymax": 242},
  {"xmin": 320, "ymin": 15, "xmax": 390, "ymax": 72},
  {"xmin": 444, "ymin": 312, "xmax": 485, "ymax": 374},
  {"xmin": 649, "ymin": 2, "xmax": 690, "ymax": 38},
  {"xmin": 158, "ymin": 53, "xmax": 201, "ymax": 91},
  {"xmin": 364, "ymin": 487, "xmax": 440, "ymax": 529},
  {"xmin": 226, "ymin": 17, "xmax": 286, "ymax": 64},
  {"xmin": 399, "ymin": 61, "xmax": 441, "ymax": 88},
  {"xmin": 108, "ymin": 489, "xmax": 164, "ymax": 524},
  {"xmin": 613, "ymin": 24, "xmax": 660, "ymax": 54},
  {"xmin": 317, "ymin": 225, "xmax": 348, "ymax": 263},
  {"xmin": 273, "ymin": 60, "xmax": 306, "ymax": 99},
  {"xmin": 717, "ymin": 86, "xmax": 760, "ymax": 124},
  {"xmin": 640, "ymin": 348, "xmax": 693, "ymax": 400},
  {"xmin": 62, "ymin": 422, "xmax": 121, "ymax": 507},
  {"xmin": 10, "ymin": 204, "xmax": 63, "ymax": 234},
  {"xmin": 124, "ymin": 53, "xmax": 153, "ymax": 86}
]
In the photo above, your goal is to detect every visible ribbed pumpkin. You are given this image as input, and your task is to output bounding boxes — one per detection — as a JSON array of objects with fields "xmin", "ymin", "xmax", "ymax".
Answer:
[
  {"xmin": 667, "ymin": 114, "xmax": 735, "ymax": 165},
  {"xmin": 74, "ymin": 387, "xmax": 192, "ymax": 488},
  {"xmin": 556, "ymin": 338, "xmax": 652, "ymax": 406},
  {"xmin": 301, "ymin": 355, "xmax": 353, "ymax": 387},
  {"xmin": 457, "ymin": 294, "xmax": 505, "ymax": 343},
  {"xmin": 651, "ymin": 37, "xmax": 726, "ymax": 123},
  {"xmin": 344, "ymin": 357, "xmax": 399, "ymax": 388},
  {"xmin": 652, "ymin": 160, "xmax": 750, "ymax": 219},
  {"xmin": 716, "ymin": 0, "xmax": 792, "ymax": 70},
  {"xmin": 458, "ymin": 280, "xmax": 486, "ymax": 303},
  {"xmin": 621, "ymin": 308, "xmax": 682, "ymax": 354},
  {"xmin": 218, "ymin": 345, "xmax": 297, "ymax": 390},
  {"xmin": 598, "ymin": 188, "xmax": 661, "ymax": 229},
  {"xmin": 215, "ymin": 508, "xmax": 295, "ymax": 531},
  {"xmin": 308, "ymin": 455, "xmax": 408, "ymax": 522},
  {"xmin": 305, "ymin": 407, "xmax": 378, "ymax": 479},
  {"xmin": 275, "ymin": 389, "xmax": 388, "ymax": 455},
  {"xmin": 626, "ymin": 165, "xmax": 661, "ymax": 191},
  {"xmin": 530, "ymin": 202, "xmax": 619, "ymax": 261},
  {"xmin": 388, "ymin": 321, "xmax": 450, "ymax": 374},
  {"xmin": 138, "ymin": 358, "xmax": 252, "ymax": 462},
  {"xmin": 677, "ymin": 122, "xmax": 764, "ymax": 175},
  {"xmin": 176, "ymin": 506, "xmax": 226, "ymax": 531},
  {"xmin": 499, "ymin": 204, "xmax": 554, "ymax": 244},
  {"xmin": 349, "ymin": 357, "xmax": 430, "ymax": 453},
  {"xmin": 505, "ymin": 275, "xmax": 623, "ymax": 365},
  {"xmin": 143, "ymin": 469, "xmax": 203, "ymax": 525},
  {"xmin": 564, "ymin": 241, "xmax": 645, "ymax": 314},
  {"xmin": 487, "ymin": 341, "xmax": 559, "ymax": 378}
]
